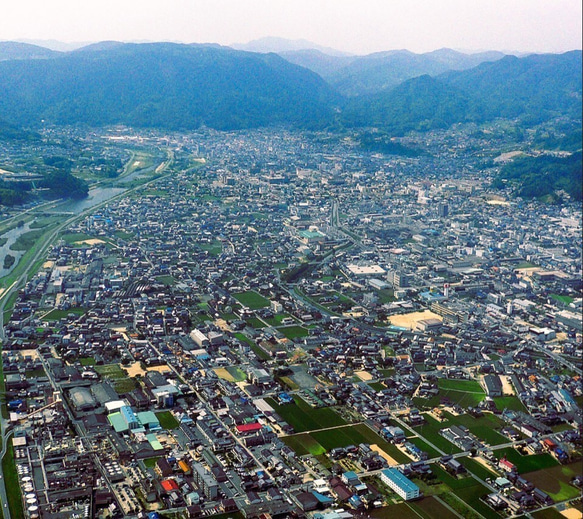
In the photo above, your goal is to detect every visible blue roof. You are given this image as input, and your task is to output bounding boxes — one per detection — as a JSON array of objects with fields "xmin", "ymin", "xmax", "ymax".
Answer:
[
  {"xmin": 120, "ymin": 405, "xmax": 139, "ymax": 424},
  {"xmin": 559, "ymin": 388, "xmax": 575, "ymax": 404},
  {"xmin": 381, "ymin": 468, "xmax": 419, "ymax": 493},
  {"xmin": 312, "ymin": 491, "xmax": 333, "ymax": 504}
]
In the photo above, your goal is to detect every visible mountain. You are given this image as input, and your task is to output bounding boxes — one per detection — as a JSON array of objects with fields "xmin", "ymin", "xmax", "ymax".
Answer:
[
  {"xmin": 342, "ymin": 51, "xmax": 582, "ymax": 134},
  {"xmin": 232, "ymin": 37, "xmax": 350, "ymax": 57},
  {"xmin": 0, "ymin": 41, "xmax": 60, "ymax": 61},
  {"xmin": 342, "ymin": 75, "xmax": 477, "ymax": 134},
  {"xmin": 443, "ymin": 51, "xmax": 583, "ymax": 122},
  {"xmin": 15, "ymin": 39, "xmax": 92, "ymax": 52},
  {"xmin": 0, "ymin": 42, "xmax": 338, "ymax": 131},
  {"xmin": 281, "ymin": 48, "xmax": 507, "ymax": 97}
]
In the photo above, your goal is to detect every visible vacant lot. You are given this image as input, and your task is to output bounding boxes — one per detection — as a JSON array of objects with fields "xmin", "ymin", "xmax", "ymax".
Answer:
[
  {"xmin": 439, "ymin": 378, "xmax": 484, "ymax": 393},
  {"xmin": 95, "ymin": 363, "xmax": 137, "ymax": 394},
  {"xmin": 232, "ymin": 290, "xmax": 270, "ymax": 309},
  {"xmin": 389, "ymin": 310, "xmax": 442, "ymax": 330}
]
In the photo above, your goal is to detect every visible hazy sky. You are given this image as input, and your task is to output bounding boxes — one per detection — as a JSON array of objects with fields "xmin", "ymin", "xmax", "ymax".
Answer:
[{"xmin": 1, "ymin": 0, "xmax": 581, "ymax": 55}]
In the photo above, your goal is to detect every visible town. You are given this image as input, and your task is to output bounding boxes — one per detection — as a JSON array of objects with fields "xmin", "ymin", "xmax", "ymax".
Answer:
[{"xmin": 0, "ymin": 124, "xmax": 581, "ymax": 519}]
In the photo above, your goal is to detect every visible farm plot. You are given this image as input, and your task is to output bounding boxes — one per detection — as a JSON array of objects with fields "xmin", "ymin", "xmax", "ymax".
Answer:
[{"xmin": 265, "ymin": 395, "xmax": 346, "ymax": 433}]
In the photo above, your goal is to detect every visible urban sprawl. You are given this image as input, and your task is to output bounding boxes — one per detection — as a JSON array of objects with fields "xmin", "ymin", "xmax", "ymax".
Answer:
[{"xmin": 0, "ymin": 125, "xmax": 581, "ymax": 519}]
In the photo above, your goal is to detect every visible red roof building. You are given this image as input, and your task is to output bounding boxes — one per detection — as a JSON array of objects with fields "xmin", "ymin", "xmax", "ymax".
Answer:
[
  {"xmin": 235, "ymin": 422, "xmax": 263, "ymax": 434},
  {"xmin": 161, "ymin": 479, "xmax": 179, "ymax": 492}
]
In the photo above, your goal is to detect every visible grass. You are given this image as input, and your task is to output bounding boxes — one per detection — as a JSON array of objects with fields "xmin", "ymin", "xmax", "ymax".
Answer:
[
  {"xmin": 523, "ymin": 462, "xmax": 582, "ymax": 501},
  {"xmin": 9, "ymin": 229, "xmax": 45, "ymax": 251},
  {"xmin": 277, "ymin": 325, "xmax": 309, "ymax": 339},
  {"xmin": 95, "ymin": 364, "xmax": 137, "ymax": 394},
  {"xmin": 414, "ymin": 388, "xmax": 486, "ymax": 409},
  {"xmin": 550, "ymin": 294, "xmax": 574, "ymax": 305},
  {"xmin": 143, "ymin": 457, "xmax": 161, "ymax": 469},
  {"xmin": 460, "ymin": 456, "xmax": 498, "ymax": 480},
  {"xmin": 282, "ymin": 433, "xmax": 326, "ymax": 456},
  {"xmin": 156, "ymin": 411, "xmax": 180, "ymax": 430},
  {"xmin": 264, "ymin": 313, "xmax": 295, "ymax": 326},
  {"xmin": 245, "ymin": 317, "xmax": 266, "ymax": 329},
  {"xmin": 155, "ymin": 275, "xmax": 176, "ymax": 286},
  {"xmin": 199, "ymin": 240, "xmax": 223, "ymax": 256},
  {"xmin": 493, "ymin": 396, "xmax": 527, "ymax": 412},
  {"xmin": 232, "ymin": 290, "xmax": 270, "ymax": 309},
  {"xmin": 60, "ymin": 232, "xmax": 97, "ymax": 245},
  {"xmin": 414, "ymin": 414, "xmax": 462, "ymax": 454},
  {"xmin": 454, "ymin": 482, "xmax": 500, "ymax": 519},
  {"xmin": 370, "ymin": 503, "xmax": 422, "ymax": 519},
  {"xmin": 442, "ymin": 412, "xmax": 507, "ymax": 446},
  {"xmin": 438, "ymin": 378, "xmax": 484, "ymax": 393},
  {"xmin": 265, "ymin": 395, "xmax": 346, "ymax": 433},
  {"xmin": 493, "ymin": 447, "xmax": 559, "ymax": 473},
  {"xmin": 408, "ymin": 437, "xmax": 442, "ymax": 459},
  {"xmin": 41, "ymin": 307, "xmax": 86, "ymax": 321},
  {"xmin": 233, "ymin": 332, "xmax": 271, "ymax": 360},
  {"xmin": 79, "ymin": 356, "xmax": 96, "ymax": 366},
  {"xmin": 532, "ymin": 509, "xmax": 573, "ymax": 519},
  {"xmin": 2, "ymin": 438, "xmax": 23, "ymax": 519},
  {"xmin": 226, "ymin": 366, "xmax": 247, "ymax": 382},
  {"xmin": 410, "ymin": 497, "xmax": 459, "ymax": 519}
]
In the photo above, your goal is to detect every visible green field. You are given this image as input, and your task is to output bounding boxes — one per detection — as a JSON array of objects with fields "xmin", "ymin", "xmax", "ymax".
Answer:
[
  {"xmin": 281, "ymin": 423, "xmax": 412, "ymax": 463},
  {"xmin": 232, "ymin": 290, "xmax": 270, "ymax": 309},
  {"xmin": 523, "ymin": 462, "xmax": 582, "ymax": 501},
  {"xmin": 550, "ymin": 294, "xmax": 574, "ymax": 305},
  {"xmin": 410, "ymin": 497, "xmax": 459, "ymax": 519},
  {"xmin": 442, "ymin": 412, "xmax": 507, "ymax": 446},
  {"xmin": 277, "ymin": 325, "xmax": 309, "ymax": 339},
  {"xmin": 156, "ymin": 411, "xmax": 180, "ymax": 430},
  {"xmin": 95, "ymin": 364, "xmax": 137, "ymax": 394},
  {"xmin": 266, "ymin": 395, "xmax": 346, "ymax": 432},
  {"xmin": 532, "ymin": 508, "xmax": 573, "ymax": 519},
  {"xmin": 60, "ymin": 232, "xmax": 97, "ymax": 245},
  {"xmin": 9, "ymin": 229, "xmax": 45, "ymax": 251},
  {"xmin": 414, "ymin": 388, "xmax": 486, "ymax": 409},
  {"xmin": 438, "ymin": 378, "xmax": 485, "ymax": 393},
  {"xmin": 370, "ymin": 503, "xmax": 423, "ymax": 519},
  {"xmin": 281, "ymin": 433, "xmax": 326, "ymax": 456},
  {"xmin": 41, "ymin": 307, "xmax": 86, "ymax": 321},
  {"xmin": 143, "ymin": 457, "xmax": 161, "ymax": 468},
  {"xmin": 494, "ymin": 447, "xmax": 559, "ymax": 473},
  {"xmin": 454, "ymin": 482, "xmax": 500, "ymax": 519},
  {"xmin": 245, "ymin": 317, "xmax": 266, "ymax": 329},
  {"xmin": 414, "ymin": 414, "xmax": 462, "ymax": 454},
  {"xmin": 2, "ymin": 439, "xmax": 23, "ymax": 519},
  {"xmin": 460, "ymin": 456, "xmax": 498, "ymax": 480},
  {"xmin": 408, "ymin": 437, "xmax": 442, "ymax": 459},
  {"xmin": 493, "ymin": 396, "xmax": 527, "ymax": 412}
]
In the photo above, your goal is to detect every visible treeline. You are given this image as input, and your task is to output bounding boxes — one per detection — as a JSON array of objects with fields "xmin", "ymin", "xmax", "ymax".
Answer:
[{"xmin": 0, "ymin": 157, "xmax": 88, "ymax": 207}]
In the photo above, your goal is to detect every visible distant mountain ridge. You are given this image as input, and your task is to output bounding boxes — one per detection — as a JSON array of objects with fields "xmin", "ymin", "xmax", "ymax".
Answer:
[
  {"xmin": 0, "ymin": 42, "xmax": 338, "ymax": 131},
  {"xmin": 0, "ymin": 41, "xmax": 579, "ymax": 135},
  {"xmin": 280, "ymin": 47, "xmax": 508, "ymax": 96},
  {"xmin": 342, "ymin": 50, "xmax": 582, "ymax": 134}
]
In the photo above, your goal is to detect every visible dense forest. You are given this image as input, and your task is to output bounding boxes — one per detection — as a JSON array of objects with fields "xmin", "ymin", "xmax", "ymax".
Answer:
[{"xmin": 493, "ymin": 151, "xmax": 582, "ymax": 201}]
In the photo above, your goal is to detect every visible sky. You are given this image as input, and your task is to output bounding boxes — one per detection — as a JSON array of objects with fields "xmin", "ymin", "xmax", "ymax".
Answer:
[{"xmin": 1, "ymin": 0, "xmax": 581, "ymax": 55}]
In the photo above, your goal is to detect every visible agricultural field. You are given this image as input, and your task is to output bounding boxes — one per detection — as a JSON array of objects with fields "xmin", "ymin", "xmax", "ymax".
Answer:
[
  {"xmin": 232, "ymin": 290, "xmax": 270, "ymax": 309},
  {"xmin": 156, "ymin": 410, "xmax": 180, "ymax": 430},
  {"xmin": 94, "ymin": 363, "xmax": 137, "ymax": 394},
  {"xmin": 282, "ymin": 423, "xmax": 412, "ymax": 464},
  {"xmin": 369, "ymin": 503, "xmax": 421, "ymax": 519},
  {"xmin": 41, "ymin": 307, "xmax": 86, "ymax": 321},
  {"xmin": 277, "ymin": 325, "xmax": 309, "ymax": 339},
  {"xmin": 523, "ymin": 462, "xmax": 582, "ymax": 501},
  {"xmin": 414, "ymin": 414, "xmax": 462, "ymax": 454},
  {"xmin": 493, "ymin": 447, "xmax": 559, "ymax": 473},
  {"xmin": 442, "ymin": 412, "xmax": 508, "ymax": 446},
  {"xmin": 460, "ymin": 456, "xmax": 499, "ymax": 480},
  {"xmin": 414, "ymin": 379, "xmax": 487, "ymax": 409},
  {"xmin": 265, "ymin": 395, "xmax": 346, "ymax": 433},
  {"xmin": 409, "ymin": 496, "xmax": 459, "ymax": 519},
  {"xmin": 493, "ymin": 395, "xmax": 528, "ymax": 412}
]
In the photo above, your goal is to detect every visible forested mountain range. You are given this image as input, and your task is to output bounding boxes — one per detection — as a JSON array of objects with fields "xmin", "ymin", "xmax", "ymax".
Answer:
[{"xmin": 0, "ymin": 42, "xmax": 580, "ymax": 136}]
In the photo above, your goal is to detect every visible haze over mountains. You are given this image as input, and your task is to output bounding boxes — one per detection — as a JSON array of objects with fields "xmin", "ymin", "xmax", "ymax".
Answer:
[{"xmin": 0, "ymin": 39, "xmax": 580, "ymax": 134}]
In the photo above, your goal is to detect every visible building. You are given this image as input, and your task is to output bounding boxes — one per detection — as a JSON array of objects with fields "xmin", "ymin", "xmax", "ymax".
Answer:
[
  {"xmin": 380, "ymin": 468, "xmax": 420, "ymax": 500},
  {"xmin": 482, "ymin": 375, "xmax": 503, "ymax": 397}
]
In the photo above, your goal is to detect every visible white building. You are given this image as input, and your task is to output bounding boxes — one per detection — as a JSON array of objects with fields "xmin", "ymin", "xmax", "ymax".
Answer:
[{"xmin": 380, "ymin": 468, "xmax": 420, "ymax": 501}]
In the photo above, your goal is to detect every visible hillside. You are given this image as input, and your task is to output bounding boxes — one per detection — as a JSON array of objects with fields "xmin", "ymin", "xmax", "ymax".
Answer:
[
  {"xmin": 281, "ymin": 48, "xmax": 506, "ymax": 96},
  {"xmin": 0, "ymin": 42, "xmax": 338, "ymax": 131},
  {"xmin": 0, "ymin": 41, "xmax": 60, "ymax": 61},
  {"xmin": 341, "ymin": 51, "xmax": 582, "ymax": 134}
]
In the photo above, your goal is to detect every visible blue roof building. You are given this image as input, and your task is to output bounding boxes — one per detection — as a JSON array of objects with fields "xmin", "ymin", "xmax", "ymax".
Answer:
[{"xmin": 380, "ymin": 468, "xmax": 420, "ymax": 500}]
